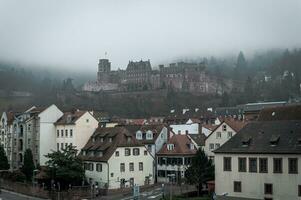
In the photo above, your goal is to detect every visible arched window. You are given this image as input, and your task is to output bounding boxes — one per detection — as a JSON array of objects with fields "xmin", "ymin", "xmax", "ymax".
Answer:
[
  {"xmin": 19, "ymin": 139, "xmax": 23, "ymax": 151},
  {"xmin": 146, "ymin": 130, "xmax": 153, "ymax": 140},
  {"xmin": 136, "ymin": 131, "xmax": 142, "ymax": 140},
  {"xmin": 19, "ymin": 153, "xmax": 23, "ymax": 163},
  {"xmin": 19, "ymin": 125, "xmax": 24, "ymax": 137}
]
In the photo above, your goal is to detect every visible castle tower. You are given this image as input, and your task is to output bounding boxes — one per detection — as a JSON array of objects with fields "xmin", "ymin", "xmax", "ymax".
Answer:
[
  {"xmin": 98, "ymin": 59, "xmax": 111, "ymax": 73},
  {"xmin": 97, "ymin": 59, "xmax": 111, "ymax": 82}
]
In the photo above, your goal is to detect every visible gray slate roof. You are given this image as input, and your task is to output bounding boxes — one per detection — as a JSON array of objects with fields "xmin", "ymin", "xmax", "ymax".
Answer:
[{"xmin": 214, "ymin": 120, "xmax": 301, "ymax": 154}]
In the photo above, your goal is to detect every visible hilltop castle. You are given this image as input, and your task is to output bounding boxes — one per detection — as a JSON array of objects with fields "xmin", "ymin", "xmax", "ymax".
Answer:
[{"xmin": 83, "ymin": 58, "xmax": 231, "ymax": 94}]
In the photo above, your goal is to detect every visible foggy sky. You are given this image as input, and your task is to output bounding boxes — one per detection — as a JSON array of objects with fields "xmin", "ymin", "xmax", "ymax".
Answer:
[{"xmin": 0, "ymin": 0, "xmax": 300, "ymax": 71}]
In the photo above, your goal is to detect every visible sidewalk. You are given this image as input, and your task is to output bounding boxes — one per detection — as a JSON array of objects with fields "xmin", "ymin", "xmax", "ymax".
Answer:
[{"xmin": 0, "ymin": 189, "xmax": 49, "ymax": 200}]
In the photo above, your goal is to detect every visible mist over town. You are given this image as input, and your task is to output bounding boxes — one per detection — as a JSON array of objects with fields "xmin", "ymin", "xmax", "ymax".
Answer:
[{"xmin": 0, "ymin": 1, "xmax": 301, "ymax": 200}]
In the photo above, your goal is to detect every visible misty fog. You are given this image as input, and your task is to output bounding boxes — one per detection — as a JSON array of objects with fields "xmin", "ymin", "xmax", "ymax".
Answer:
[{"xmin": 0, "ymin": 0, "xmax": 300, "ymax": 71}]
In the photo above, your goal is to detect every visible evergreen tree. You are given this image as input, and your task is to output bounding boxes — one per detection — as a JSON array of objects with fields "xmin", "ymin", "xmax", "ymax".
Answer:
[
  {"xmin": 234, "ymin": 51, "xmax": 247, "ymax": 80},
  {"xmin": 0, "ymin": 145, "xmax": 9, "ymax": 170},
  {"xmin": 45, "ymin": 145, "xmax": 85, "ymax": 187},
  {"xmin": 236, "ymin": 51, "xmax": 247, "ymax": 69},
  {"xmin": 22, "ymin": 149, "xmax": 35, "ymax": 181},
  {"xmin": 185, "ymin": 149, "xmax": 214, "ymax": 196}
]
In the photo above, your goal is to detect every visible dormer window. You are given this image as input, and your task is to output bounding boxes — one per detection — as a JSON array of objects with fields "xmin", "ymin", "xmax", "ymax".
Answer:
[
  {"xmin": 92, "ymin": 137, "xmax": 95, "ymax": 142},
  {"xmin": 96, "ymin": 151, "xmax": 103, "ymax": 157},
  {"xmin": 127, "ymin": 136, "xmax": 132, "ymax": 142},
  {"xmin": 187, "ymin": 143, "xmax": 194, "ymax": 150},
  {"xmin": 167, "ymin": 144, "xmax": 174, "ymax": 151},
  {"xmin": 242, "ymin": 137, "xmax": 252, "ymax": 147},
  {"xmin": 298, "ymin": 138, "xmax": 301, "ymax": 146},
  {"xmin": 109, "ymin": 137, "xmax": 112, "ymax": 142},
  {"xmin": 136, "ymin": 131, "xmax": 142, "ymax": 140},
  {"xmin": 100, "ymin": 137, "xmax": 104, "ymax": 142},
  {"xmin": 146, "ymin": 130, "xmax": 153, "ymax": 140},
  {"xmin": 67, "ymin": 115, "xmax": 72, "ymax": 123},
  {"xmin": 270, "ymin": 135, "xmax": 280, "ymax": 146}
]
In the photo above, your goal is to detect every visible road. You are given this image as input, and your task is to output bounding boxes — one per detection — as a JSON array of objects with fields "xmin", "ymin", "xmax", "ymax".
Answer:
[
  {"xmin": 0, "ymin": 190, "xmax": 45, "ymax": 200},
  {"xmin": 117, "ymin": 187, "xmax": 162, "ymax": 200}
]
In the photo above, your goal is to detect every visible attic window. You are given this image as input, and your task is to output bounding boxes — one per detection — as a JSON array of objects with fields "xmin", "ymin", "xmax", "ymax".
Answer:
[
  {"xmin": 167, "ymin": 144, "xmax": 174, "ymax": 151},
  {"xmin": 146, "ymin": 131, "xmax": 153, "ymax": 140},
  {"xmin": 187, "ymin": 143, "xmax": 194, "ymax": 150},
  {"xmin": 67, "ymin": 115, "xmax": 72, "ymax": 123},
  {"xmin": 92, "ymin": 137, "xmax": 95, "ymax": 142},
  {"xmin": 127, "ymin": 136, "xmax": 132, "ymax": 142},
  {"xmin": 242, "ymin": 137, "xmax": 252, "ymax": 147},
  {"xmin": 100, "ymin": 137, "xmax": 104, "ymax": 142},
  {"xmin": 270, "ymin": 135, "xmax": 280, "ymax": 146},
  {"xmin": 109, "ymin": 137, "xmax": 112, "ymax": 142},
  {"xmin": 297, "ymin": 138, "xmax": 301, "ymax": 146}
]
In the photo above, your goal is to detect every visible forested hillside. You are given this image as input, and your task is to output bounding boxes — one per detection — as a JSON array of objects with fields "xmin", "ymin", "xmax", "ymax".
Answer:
[{"xmin": 0, "ymin": 48, "xmax": 300, "ymax": 116}]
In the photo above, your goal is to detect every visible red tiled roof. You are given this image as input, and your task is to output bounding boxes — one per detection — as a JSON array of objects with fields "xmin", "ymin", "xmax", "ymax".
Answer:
[
  {"xmin": 55, "ymin": 111, "xmax": 86, "ymax": 125},
  {"xmin": 157, "ymin": 134, "xmax": 196, "ymax": 156},
  {"xmin": 80, "ymin": 127, "xmax": 144, "ymax": 162},
  {"xmin": 224, "ymin": 118, "xmax": 248, "ymax": 132}
]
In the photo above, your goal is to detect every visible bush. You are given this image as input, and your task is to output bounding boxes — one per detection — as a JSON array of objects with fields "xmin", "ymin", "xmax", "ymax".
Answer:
[{"xmin": 0, "ymin": 170, "xmax": 26, "ymax": 182}]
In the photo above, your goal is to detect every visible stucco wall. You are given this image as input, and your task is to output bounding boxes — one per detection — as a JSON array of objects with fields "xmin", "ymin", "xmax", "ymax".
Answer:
[
  {"xmin": 170, "ymin": 123, "xmax": 199, "ymax": 135},
  {"xmin": 204, "ymin": 122, "xmax": 236, "ymax": 158},
  {"xmin": 215, "ymin": 153, "xmax": 301, "ymax": 200},
  {"xmin": 38, "ymin": 105, "xmax": 63, "ymax": 165}
]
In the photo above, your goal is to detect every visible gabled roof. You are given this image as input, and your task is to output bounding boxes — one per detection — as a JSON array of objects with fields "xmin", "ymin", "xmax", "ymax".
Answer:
[
  {"xmin": 157, "ymin": 134, "xmax": 196, "ymax": 156},
  {"xmin": 80, "ymin": 127, "xmax": 144, "ymax": 162},
  {"xmin": 214, "ymin": 120, "xmax": 301, "ymax": 154},
  {"xmin": 55, "ymin": 111, "xmax": 86, "ymax": 125},
  {"xmin": 258, "ymin": 105, "xmax": 301, "ymax": 121},
  {"xmin": 207, "ymin": 119, "xmax": 247, "ymax": 139},
  {"xmin": 188, "ymin": 134, "xmax": 206, "ymax": 146}
]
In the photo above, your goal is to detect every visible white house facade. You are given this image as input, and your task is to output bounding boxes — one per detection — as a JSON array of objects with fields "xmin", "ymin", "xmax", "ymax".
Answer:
[
  {"xmin": 81, "ymin": 127, "xmax": 154, "ymax": 189},
  {"xmin": 204, "ymin": 119, "xmax": 246, "ymax": 161},
  {"xmin": 214, "ymin": 120, "xmax": 301, "ymax": 200},
  {"xmin": 169, "ymin": 119, "xmax": 200, "ymax": 135},
  {"xmin": 55, "ymin": 111, "xmax": 98, "ymax": 152}
]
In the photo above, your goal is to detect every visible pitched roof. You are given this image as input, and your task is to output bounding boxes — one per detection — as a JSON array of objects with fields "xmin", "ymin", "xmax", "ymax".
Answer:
[
  {"xmin": 258, "ymin": 105, "xmax": 301, "ymax": 121},
  {"xmin": 122, "ymin": 124, "xmax": 166, "ymax": 144},
  {"xmin": 55, "ymin": 111, "xmax": 86, "ymax": 125},
  {"xmin": 157, "ymin": 134, "xmax": 196, "ymax": 156},
  {"xmin": 224, "ymin": 119, "xmax": 248, "ymax": 132},
  {"xmin": 202, "ymin": 124, "xmax": 217, "ymax": 131},
  {"xmin": 188, "ymin": 134, "xmax": 206, "ymax": 146},
  {"xmin": 207, "ymin": 119, "xmax": 247, "ymax": 139},
  {"xmin": 214, "ymin": 120, "xmax": 301, "ymax": 154},
  {"xmin": 80, "ymin": 127, "xmax": 144, "ymax": 162}
]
